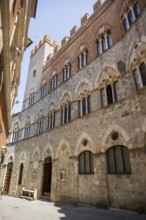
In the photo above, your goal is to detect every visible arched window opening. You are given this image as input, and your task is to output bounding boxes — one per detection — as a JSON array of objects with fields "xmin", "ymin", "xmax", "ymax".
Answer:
[
  {"xmin": 106, "ymin": 145, "xmax": 132, "ymax": 174},
  {"xmin": 78, "ymin": 95, "xmax": 91, "ymax": 117}
]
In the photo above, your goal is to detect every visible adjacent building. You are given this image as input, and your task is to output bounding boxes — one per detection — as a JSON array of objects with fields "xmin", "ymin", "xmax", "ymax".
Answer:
[
  {"xmin": 1, "ymin": 0, "xmax": 146, "ymax": 212},
  {"xmin": 0, "ymin": 0, "xmax": 37, "ymax": 174}
]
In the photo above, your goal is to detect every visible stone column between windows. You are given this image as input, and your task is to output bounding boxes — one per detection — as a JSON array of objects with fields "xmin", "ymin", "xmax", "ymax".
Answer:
[
  {"xmin": 83, "ymin": 51, "xmax": 86, "ymax": 66},
  {"xmin": 137, "ymin": 67, "xmax": 143, "ymax": 88},
  {"xmin": 66, "ymin": 104, "xmax": 69, "ymax": 123},
  {"xmin": 80, "ymin": 99, "xmax": 83, "ymax": 116},
  {"xmin": 130, "ymin": 6, "xmax": 136, "ymax": 21},
  {"xmin": 85, "ymin": 96, "xmax": 88, "ymax": 114},
  {"xmin": 104, "ymin": 87, "xmax": 107, "ymax": 106},
  {"xmin": 79, "ymin": 55, "xmax": 82, "ymax": 69},
  {"xmin": 99, "ymin": 38, "xmax": 103, "ymax": 54},
  {"xmin": 51, "ymin": 113, "xmax": 53, "ymax": 128},
  {"xmin": 54, "ymin": 76, "xmax": 57, "ymax": 88},
  {"xmin": 125, "ymin": 14, "xmax": 130, "ymax": 29},
  {"xmin": 104, "ymin": 33, "xmax": 108, "ymax": 50},
  {"xmin": 67, "ymin": 65, "xmax": 70, "ymax": 78},
  {"xmin": 62, "ymin": 105, "xmax": 65, "ymax": 124},
  {"xmin": 48, "ymin": 115, "xmax": 51, "ymax": 130},
  {"xmin": 111, "ymin": 83, "xmax": 115, "ymax": 103}
]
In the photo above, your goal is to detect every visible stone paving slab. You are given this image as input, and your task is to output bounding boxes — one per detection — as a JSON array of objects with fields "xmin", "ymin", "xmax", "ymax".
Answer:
[{"xmin": 0, "ymin": 196, "xmax": 146, "ymax": 220}]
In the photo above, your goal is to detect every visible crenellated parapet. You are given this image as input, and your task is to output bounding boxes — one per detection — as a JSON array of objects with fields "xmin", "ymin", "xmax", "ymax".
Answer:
[
  {"xmin": 30, "ymin": 35, "xmax": 55, "ymax": 57},
  {"xmin": 31, "ymin": 0, "xmax": 109, "ymax": 69}
]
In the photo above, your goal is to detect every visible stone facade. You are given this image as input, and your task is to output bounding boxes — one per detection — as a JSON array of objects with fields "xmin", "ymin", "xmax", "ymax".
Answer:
[{"xmin": 1, "ymin": 0, "xmax": 146, "ymax": 212}]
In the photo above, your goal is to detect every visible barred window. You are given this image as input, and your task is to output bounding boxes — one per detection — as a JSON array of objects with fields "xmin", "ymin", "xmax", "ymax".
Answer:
[
  {"xmin": 106, "ymin": 145, "xmax": 132, "ymax": 174},
  {"xmin": 79, "ymin": 151, "xmax": 94, "ymax": 174}
]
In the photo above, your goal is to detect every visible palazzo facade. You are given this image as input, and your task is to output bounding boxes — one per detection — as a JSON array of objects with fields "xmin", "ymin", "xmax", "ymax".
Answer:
[{"xmin": 1, "ymin": 0, "xmax": 146, "ymax": 212}]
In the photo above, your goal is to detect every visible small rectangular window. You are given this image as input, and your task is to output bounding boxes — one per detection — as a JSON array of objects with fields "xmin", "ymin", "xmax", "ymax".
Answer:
[{"xmin": 33, "ymin": 70, "xmax": 36, "ymax": 78}]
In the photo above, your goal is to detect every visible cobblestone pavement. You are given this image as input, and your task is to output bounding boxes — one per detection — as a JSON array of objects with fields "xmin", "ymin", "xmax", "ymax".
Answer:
[{"xmin": 0, "ymin": 196, "xmax": 146, "ymax": 220}]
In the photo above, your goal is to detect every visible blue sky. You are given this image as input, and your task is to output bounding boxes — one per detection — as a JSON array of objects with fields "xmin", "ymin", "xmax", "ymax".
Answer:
[{"xmin": 13, "ymin": 0, "xmax": 97, "ymax": 113}]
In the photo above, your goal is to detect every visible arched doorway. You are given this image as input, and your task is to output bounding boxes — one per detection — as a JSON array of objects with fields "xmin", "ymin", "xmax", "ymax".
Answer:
[
  {"xmin": 42, "ymin": 157, "xmax": 52, "ymax": 195},
  {"xmin": 4, "ymin": 159, "xmax": 13, "ymax": 195}
]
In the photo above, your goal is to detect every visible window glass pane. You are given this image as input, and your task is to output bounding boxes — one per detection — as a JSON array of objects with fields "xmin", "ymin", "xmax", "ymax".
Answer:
[
  {"xmin": 85, "ymin": 151, "xmax": 90, "ymax": 173},
  {"xmin": 107, "ymin": 148, "xmax": 116, "ymax": 173},
  {"xmin": 82, "ymin": 98, "xmax": 86, "ymax": 115},
  {"xmin": 102, "ymin": 37, "xmax": 106, "ymax": 52},
  {"xmin": 133, "ymin": 3, "xmax": 141, "ymax": 18},
  {"xmin": 106, "ymin": 85, "xmax": 113, "ymax": 105},
  {"xmin": 79, "ymin": 153, "xmax": 85, "ymax": 174},
  {"xmin": 87, "ymin": 96, "xmax": 90, "ymax": 113},
  {"xmin": 128, "ymin": 10, "xmax": 134, "ymax": 25},
  {"xmin": 96, "ymin": 40, "xmax": 100, "ymax": 55},
  {"xmin": 122, "ymin": 147, "xmax": 131, "ymax": 173},
  {"xmin": 107, "ymin": 32, "xmax": 112, "ymax": 47},
  {"xmin": 115, "ymin": 146, "xmax": 124, "ymax": 173},
  {"xmin": 139, "ymin": 63, "xmax": 146, "ymax": 86}
]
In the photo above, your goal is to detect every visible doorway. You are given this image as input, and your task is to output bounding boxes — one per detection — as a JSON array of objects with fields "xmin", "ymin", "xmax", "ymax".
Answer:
[
  {"xmin": 42, "ymin": 157, "xmax": 52, "ymax": 195},
  {"xmin": 3, "ymin": 162, "xmax": 13, "ymax": 195}
]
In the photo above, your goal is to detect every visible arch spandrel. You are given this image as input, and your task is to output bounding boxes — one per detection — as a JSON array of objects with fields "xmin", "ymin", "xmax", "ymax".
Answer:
[
  {"xmin": 75, "ymin": 132, "xmax": 95, "ymax": 156},
  {"xmin": 55, "ymin": 138, "xmax": 71, "ymax": 159},
  {"xmin": 101, "ymin": 124, "xmax": 132, "ymax": 153}
]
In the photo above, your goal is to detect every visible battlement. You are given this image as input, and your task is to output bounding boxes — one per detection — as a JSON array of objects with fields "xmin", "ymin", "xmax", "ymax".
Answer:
[
  {"xmin": 30, "ymin": 35, "xmax": 55, "ymax": 57},
  {"xmin": 32, "ymin": 0, "xmax": 109, "ymax": 68}
]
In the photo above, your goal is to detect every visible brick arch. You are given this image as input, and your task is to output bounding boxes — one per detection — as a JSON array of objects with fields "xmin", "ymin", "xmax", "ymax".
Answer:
[
  {"xmin": 31, "ymin": 147, "xmax": 41, "ymax": 162},
  {"xmin": 55, "ymin": 138, "xmax": 71, "ymax": 159},
  {"xmin": 101, "ymin": 124, "xmax": 132, "ymax": 152},
  {"xmin": 95, "ymin": 24, "xmax": 111, "ymax": 38},
  {"xmin": 42, "ymin": 143, "xmax": 54, "ymax": 160},
  {"xmin": 58, "ymin": 91, "xmax": 72, "ymax": 108},
  {"xmin": 75, "ymin": 132, "xmax": 96, "ymax": 156}
]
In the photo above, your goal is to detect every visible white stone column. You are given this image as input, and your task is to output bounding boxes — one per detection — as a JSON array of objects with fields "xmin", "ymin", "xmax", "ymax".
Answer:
[
  {"xmin": 83, "ymin": 51, "xmax": 87, "ymax": 66},
  {"xmin": 130, "ymin": 7, "xmax": 136, "ymax": 21},
  {"xmin": 54, "ymin": 76, "xmax": 57, "ymax": 88},
  {"xmin": 79, "ymin": 55, "xmax": 82, "ymax": 69},
  {"xmin": 111, "ymin": 83, "xmax": 115, "ymax": 103},
  {"xmin": 48, "ymin": 115, "xmax": 51, "ymax": 130},
  {"xmin": 85, "ymin": 96, "xmax": 88, "ymax": 114},
  {"xmin": 104, "ymin": 33, "xmax": 108, "ymax": 50},
  {"xmin": 104, "ymin": 87, "xmax": 107, "ymax": 106},
  {"xmin": 80, "ymin": 99, "xmax": 83, "ymax": 116},
  {"xmin": 66, "ymin": 104, "xmax": 69, "ymax": 123},
  {"xmin": 125, "ymin": 15, "xmax": 130, "ymax": 29},
  {"xmin": 62, "ymin": 106, "xmax": 65, "ymax": 124},
  {"xmin": 67, "ymin": 65, "xmax": 70, "ymax": 78},
  {"xmin": 99, "ymin": 38, "xmax": 103, "ymax": 54},
  {"xmin": 137, "ymin": 67, "xmax": 143, "ymax": 88}
]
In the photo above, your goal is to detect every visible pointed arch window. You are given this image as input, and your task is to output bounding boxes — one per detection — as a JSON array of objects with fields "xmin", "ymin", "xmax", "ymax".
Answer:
[
  {"xmin": 133, "ymin": 62, "xmax": 146, "ymax": 90},
  {"xmin": 106, "ymin": 145, "xmax": 132, "ymax": 174},
  {"xmin": 78, "ymin": 95, "xmax": 91, "ymax": 117},
  {"xmin": 63, "ymin": 64, "xmax": 71, "ymax": 81},
  {"xmin": 51, "ymin": 74, "xmax": 57, "ymax": 90},
  {"xmin": 122, "ymin": 2, "xmax": 141, "ymax": 32},
  {"xmin": 79, "ymin": 151, "xmax": 94, "ymax": 174},
  {"xmin": 12, "ymin": 123, "xmax": 19, "ymax": 142},
  {"xmin": 37, "ymin": 116, "xmax": 43, "ymax": 134},
  {"xmin": 61, "ymin": 103, "xmax": 71, "ymax": 124},
  {"xmin": 78, "ymin": 50, "xmax": 88, "ymax": 70},
  {"xmin": 29, "ymin": 91, "xmax": 35, "ymax": 106},
  {"xmin": 41, "ymin": 82, "xmax": 47, "ymax": 98},
  {"xmin": 96, "ymin": 31, "xmax": 113, "ymax": 56},
  {"xmin": 48, "ymin": 112, "xmax": 56, "ymax": 130},
  {"xmin": 24, "ymin": 121, "xmax": 30, "ymax": 139}
]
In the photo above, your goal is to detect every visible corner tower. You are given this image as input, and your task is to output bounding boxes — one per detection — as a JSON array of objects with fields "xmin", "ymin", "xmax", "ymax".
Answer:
[{"xmin": 22, "ymin": 35, "xmax": 55, "ymax": 110}]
